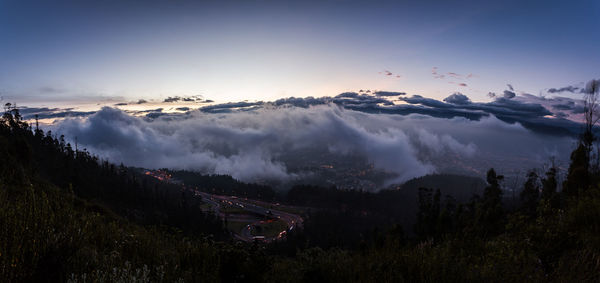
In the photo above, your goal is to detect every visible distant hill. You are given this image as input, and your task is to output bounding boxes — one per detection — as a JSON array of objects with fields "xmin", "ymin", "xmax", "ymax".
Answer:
[{"xmin": 399, "ymin": 174, "xmax": 486, "ymax": 202}]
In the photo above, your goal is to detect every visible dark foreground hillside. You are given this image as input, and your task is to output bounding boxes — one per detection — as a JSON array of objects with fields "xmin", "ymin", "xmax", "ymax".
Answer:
[{"xmin": 1, "ymin": 105, "xmax": 600, "ymax": 282}]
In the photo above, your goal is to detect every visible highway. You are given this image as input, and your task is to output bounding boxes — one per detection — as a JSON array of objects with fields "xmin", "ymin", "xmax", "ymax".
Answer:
[
  {"xmin": 195, "ymin": 191, "xmax": 304, "ymax": 242},
  {"xmin": 143, "ymin": 170, "xmax": 303, "ymax": 242}
]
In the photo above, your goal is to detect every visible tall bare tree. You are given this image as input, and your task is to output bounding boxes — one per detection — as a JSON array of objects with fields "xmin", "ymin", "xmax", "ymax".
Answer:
[{"xmin": 582, "ymin": 79, "xmax": 600, "ymax": 151}]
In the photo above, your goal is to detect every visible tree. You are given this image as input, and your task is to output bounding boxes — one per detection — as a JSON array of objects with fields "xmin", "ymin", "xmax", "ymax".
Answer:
[
  {"xmin": 582, "ymin": 79, "xmax": 600, "ymax": 152},
  {"xmin": 476, "ymin": 168, "xmax": 505, "ymax": 236},
  {"xmin": 541, "ymin": 163, "xmax": 560, "ymax": 208},
  {"xmin": 415, "ymin": 187, "xmax": 441, "ymax": 239},
  {"xmin": 520, "ymin": 170, "xmax": 539, "ymax": 216},
  {"xmin": 565, "ymin": 79, "xmax": 600, "ymax": 197}
]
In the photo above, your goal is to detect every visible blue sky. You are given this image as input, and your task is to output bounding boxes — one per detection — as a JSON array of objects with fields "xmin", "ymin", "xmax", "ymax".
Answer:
[{"xmin": 1, "ymin": 0, "xmax": 598, "ymax": 106}]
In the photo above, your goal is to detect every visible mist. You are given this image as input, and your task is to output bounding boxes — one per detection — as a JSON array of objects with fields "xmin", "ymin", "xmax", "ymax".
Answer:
[{"xmin": 54, "ymin": 104, "xmax": 576, "ymax": 189}]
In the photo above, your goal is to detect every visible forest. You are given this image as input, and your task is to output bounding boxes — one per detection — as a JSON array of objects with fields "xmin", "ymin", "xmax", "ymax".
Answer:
[{"xmin": 1, "ymin": 101, "xmax": 599, "ymax": 282}]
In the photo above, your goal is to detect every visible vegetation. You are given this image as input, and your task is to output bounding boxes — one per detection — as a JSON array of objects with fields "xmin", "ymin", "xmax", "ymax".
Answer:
[{"xmin": 2, "ymin": 87, "xmax": 600, "ymax": 282}]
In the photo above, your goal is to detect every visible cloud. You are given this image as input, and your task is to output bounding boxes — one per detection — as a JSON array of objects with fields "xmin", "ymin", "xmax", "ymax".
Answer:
[
  {"xmin": 503, "ymin": 90, "xmax": 516, "ymax": 99},
  {"xmin": 416, "ymin": 128, "xmax": 476, "ymax": 157},
  {"xmin": 432, "ymin": 67, "xmax": 445, "ymax": 79},
  {"xmin": 507, "ymin": 84, "xmax": 514, "ymax": 91},
  {"xmin": 336, "ymin": 92, "xmax": 360, "ymax": 98},
  {"xmin": 29, "ymin": 81, "xmax": 598, "ymax": 188},
  {"xmin": 432, "ymin": 68, "xmax": 475, "ymax": 81},
  {"xmin": 53, "ymin": 104, "xmax": 575, "ymax": 189},
  {"xmin": 163, "ymin": 96, "xmax": 181, "ymax": 103},
  {"xmin": 265, "ymin": 89, "xmax": 585, "ymax": 137},
  {"xmin": 517, "ymin": 93, "xmax": 586, "ymax": 117},
  {"xmin": 137, "ymin": 99, "xmax": 148, "ymax": 104},
  {"xmin": 548, "ymin": 85, "xmax": 580, "ymax": 93},
  {"xmin": 374, "ymin": 91, "xmax": 406, "ymax": 97},
  {"xmin": 161, "ymin": 95, "xmax": 207, "ymax": 103},
  {"xmin": 199, "ymin": 101, "xmax": 264, "ymax": 113},
  {"xmin": 544, "ymin": 79, "xmax": 598, "ymax": 95},
  {"xmin": 19, "ymin": 107, "xmax": 96, "ymax": 120},
  {"xmin": 56, "ymin": 106, "xmax": 436, "ymax": 185},
  {"xmin": 458, "ymin": 83, "xmax": 467, "ymax": 87},
  {"xmin": 443, "ymin": 93, "xmax": 471, "ymax": 105}
]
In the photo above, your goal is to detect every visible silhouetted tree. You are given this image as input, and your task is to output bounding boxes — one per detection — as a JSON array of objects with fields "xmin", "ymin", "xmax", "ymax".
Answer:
[
  {"xmin": 520, "ymin": 170, "xmax": 539, "ymax": 216},
  {"xmin": 540, "ymin": 164, "xmax": 560, "ymax": 209},
  {"xmin": 477, "ymin": 168, "xmax": 504, "ymax": 236},
  {"xmin": 564, "ymin": 79, "xmax": 600, "ymax": 197}
]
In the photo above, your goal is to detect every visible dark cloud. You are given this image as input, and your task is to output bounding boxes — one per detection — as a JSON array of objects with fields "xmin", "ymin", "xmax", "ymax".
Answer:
[
  {"xmin": 552, "ymin": 101, "xmax": 576, "ymax": 111},
  {"xmin": 458, "ymin": 83, "xmax": 467, "ymax": 87},
  {"xmin": 19, "ymin": 107, "xmax": 95, "ymax": 119},
  {"xmin": 176, "ymin": 107, "xmax": 190, "ymax": 111},
  {"xmin": 273, "ymin": 96, "xmax": 329, "ymax": 108},
  {"xmin": 264, "ymin": 90, "xmax": 580, "ymax": 137},
  {"xmin": 199, "ymin": 101, "xmax": 265, "ymax": 113},
  {"xmin": 399, "ymin": 95, "xmax": 452, "ymax": 109},
  {"xmin": 336, "ymin": 92, "xmax": 360, "ymax": 98},
  {"xmin": 163, "ymin": 96, "xmax": 181, "ymax": 103},
  {"xmin": 395, "ymin": 91, "xmax": 576, "ymax": 136},
  {"xmin": 518, "ymin": 93, "xmax": 586, "ymax": 116},
  {"xmin": 19, "ymin": 107, "xmax": 61, "ymax": 115},
  {"xmin": 137, "ymin": 99, "xmax": 148, "ymax": 104},
  {"xmin": 135, "ymin": 108, "xmax": 163, "ymax": 113},
  {"xmin": 114, "ymin": 102, "xmax": 128, "ymax": 106},
  {"xmin": 334, "ymin": 93, "xmax": 393, "ymax": 106},
  {"xmin": 548, "ymin": 85, "xmax": 580, "ymax": 93},
  {"xmin": 553, "ymin": 102, "xmax": 585, "ymax": 114},
  {"xmin": 503, "ymin": 90, "xmax": 516, "ymax": 99},
  {"xmin": 163, "ymin": 95, "xmax": 212, "ymax": 104},
  {"xmin": 507, "ymin": 84, "xmax": 514, "ymax": 91},
  {"xmin": 373, "ymin": 91, "xmax": 406, "ymax": 97},
  {"xmin": 443, "ymin": 93, "xmax": 471, "ymax": 105}
]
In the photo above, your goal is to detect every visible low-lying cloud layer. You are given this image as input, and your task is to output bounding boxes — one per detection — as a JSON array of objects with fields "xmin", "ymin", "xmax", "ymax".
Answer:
[
  {"xmin": 30, "ymin": 79, "xmax": 598, "ymax": 188},
  {"xmin": 54, "ymin": 102, "xmax": 576, "ymax": 189}
]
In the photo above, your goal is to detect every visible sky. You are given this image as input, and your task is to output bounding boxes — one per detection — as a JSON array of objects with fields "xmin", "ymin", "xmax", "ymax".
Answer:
[{"xmin": 1, "ymin": 0, "xmax": 598, "ymax": 107}]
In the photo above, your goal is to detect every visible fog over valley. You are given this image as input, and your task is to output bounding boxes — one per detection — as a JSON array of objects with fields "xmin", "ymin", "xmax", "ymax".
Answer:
[{"xmin": 32, "ymin": 89, "xmax": 583, "ymax": 190}]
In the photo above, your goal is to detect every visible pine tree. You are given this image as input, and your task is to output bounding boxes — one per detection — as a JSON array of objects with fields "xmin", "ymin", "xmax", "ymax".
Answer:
[{"xmin": 520, "ymin": 170, "xmax": 539, "ymax": 216}]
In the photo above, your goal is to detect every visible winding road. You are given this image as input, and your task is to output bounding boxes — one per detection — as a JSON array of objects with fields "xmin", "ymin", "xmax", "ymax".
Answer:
[{"xmin": 195, "ymin": 191, "xmax": 304, "ymax": 242}]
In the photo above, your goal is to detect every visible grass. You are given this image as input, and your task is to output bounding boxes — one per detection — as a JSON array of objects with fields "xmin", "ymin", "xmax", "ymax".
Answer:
[
  {"xmin": 220, "ymin": 205, "xmax": 249, "ymax": 214},
  {"xmin": 199, "ymin": 202, "xmax": 214, "ymax": 211},
  {"xmin": 226, "ymin": 220, "xmax": 252, "ymax": 234},
  {"xmin": 237, "ymin": 198, "xmax": 309, "ymax": 215}
]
